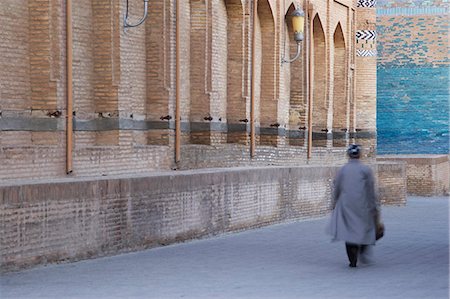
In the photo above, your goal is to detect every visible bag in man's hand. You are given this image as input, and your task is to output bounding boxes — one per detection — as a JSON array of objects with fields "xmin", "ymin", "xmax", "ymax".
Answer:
[{"xmin": 376, "ymin": 222, "xmax": 385, "ymax": 240}]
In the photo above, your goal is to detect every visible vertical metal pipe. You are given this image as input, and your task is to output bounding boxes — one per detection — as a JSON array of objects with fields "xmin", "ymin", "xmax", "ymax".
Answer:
[
  {"xmin": 250, "ymin": 0, "xmax": 257, "ymax": 158},
  {"xmin": 175, "ymin": 0, "xmax": 181, "ymax": 163},
  {"xmin": 351, "ymin": 9, "xmax": 357, "ymax": 137},
  {"xmin": 66, "ymin": 0, "xmax": 73, "ymax": 174},
  {"xmin": 307, "ymin": 2, "xmax": 313, "ymax": 160}
]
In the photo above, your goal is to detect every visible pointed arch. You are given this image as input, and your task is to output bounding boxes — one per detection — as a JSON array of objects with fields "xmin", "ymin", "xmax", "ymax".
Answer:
[
  {"xmin": 189, "ymin": 0, "xmax": 229, "ymax": 145},
  {"xmin": 285, "ymin": 3, "xmax": 306, "ymax": 146},
  {"xmin": 225, "ymin": 0, "xmax": 247, "ymax": 144},
  {"xmin": 332, "ymin": 22, "xmax": 348, "ymax": 147},
  {"xmin": 312, "ymin": 14, "xmax": 327, "ymax": 146},
  {"xmin": 258, "ymin": 0, "xmax": 277, "ymax": 146},
  {"xmin": 211, "ymin": 0, "xmax": 228, "ymax": 121},
  {"xmin": 333, "ymin": 22, "xmax": 347, "ymax": 49},
  {"xmin": 145, "ymin": 0, "xmax": 171, "ymax": 145},
  {"xmin": 189, "ymin": 0, "xmax": 208, "ymax": 125}
]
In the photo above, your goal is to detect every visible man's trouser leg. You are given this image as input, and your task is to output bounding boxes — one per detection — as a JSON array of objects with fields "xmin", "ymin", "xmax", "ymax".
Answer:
[{"xmin": 345, "ymin": 242, "xmax": 359, "ymax": 267}]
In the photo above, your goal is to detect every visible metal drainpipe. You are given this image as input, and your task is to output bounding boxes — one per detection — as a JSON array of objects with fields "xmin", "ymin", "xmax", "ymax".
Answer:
[
  {"xmin": 66, "ymin": 0, "xmax": 73, "ymax": 174},
  {"xmin": 307, "ymin": 1, "xmax": 313, "ymax": 160},
  {"xmin": 175, "ymin": 0, "xmax": 181, "ymax": 164},
  {"xmin": 250, "ymin": 0, "xmax": 257, "ymax": 158},
  {"xmin": 351, "ymin": 9, "xmax": 357, "ymax": 138}
]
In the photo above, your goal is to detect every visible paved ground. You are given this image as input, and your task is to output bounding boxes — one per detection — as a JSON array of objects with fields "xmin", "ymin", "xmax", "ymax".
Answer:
[{"xmin": 1, "ymin": 196, "xmax": 448, "ymax": 299}]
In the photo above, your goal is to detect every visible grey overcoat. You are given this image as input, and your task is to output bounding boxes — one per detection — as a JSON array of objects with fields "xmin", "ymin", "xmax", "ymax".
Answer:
[{"xmin": 326, "ymin": 159, "xmax": 379, "ymax": 245}]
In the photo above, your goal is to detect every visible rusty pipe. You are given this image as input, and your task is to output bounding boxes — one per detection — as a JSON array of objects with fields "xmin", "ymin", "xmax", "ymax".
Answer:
[
  {"xmin": 66, "ymin": 0, "xmax": 73, "ymax": 174},
  {"xmin": 307, "ymin": 1, "xmax": 313, "ymax": 160},
  {"xmin": 175, "ymin": 0, "xmax": 181, "ymax": 164},
  {"xmin": 250, "ymin": 0, "xmax": 257, "ymax": 158}
]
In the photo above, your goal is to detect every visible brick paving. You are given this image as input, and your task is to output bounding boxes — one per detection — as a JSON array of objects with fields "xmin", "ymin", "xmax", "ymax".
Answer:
[{"xmin": 1, "ymin": 196, "xmax": 448, "ymax": 299}]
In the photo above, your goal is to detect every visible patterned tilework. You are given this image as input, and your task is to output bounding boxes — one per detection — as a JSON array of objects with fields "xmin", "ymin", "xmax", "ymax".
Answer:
[
  {"xmin": 377, "ymin": 67, "xmax": 449, "ymax": 154},
  {"xmin": 357, "ymin": 49, "xmax": 377, "ymax": 56},
  {"xmin": 377, "ymin": 0, "xmax": 449, "ymax": 9},
  {"xmin": 356, "ymin": 30, "xmax": 377, "ymax": 41},
  {"xmin": 377, "ymin": 15, "xmax": 449, "ymax": 67},
  {"xmin": 376, "ymin": 1, "xmax": 449, "ymax": 154},
  {"xmin": 357, "ymin": 0, "xmax": 377, "ymax": 7},
  {"xmin": 356, "ymin": 30, "xmax": 377, "ymax": 56},
  {"xmin": 378, "ymin": 7, "xmax": 449, "ymax": 15}
]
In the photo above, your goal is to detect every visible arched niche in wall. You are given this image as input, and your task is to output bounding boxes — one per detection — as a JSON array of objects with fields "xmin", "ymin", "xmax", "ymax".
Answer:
[
  {"xmin": 145, "ymin": 0, "xmax": 171, "ymax": 145},
  {"xmin": 189, "ymin": 0, "xmax": 212, "ymax": 144},
  {"xmin": 188, "ymin": 0, "xmax": 229, "ymax": 145},
  {"xmin": 258, "ymin": 0, "xmax": 276, "ymax": 146},
  {"xmin": 145, "ymin": 0, "xmax": 170, "ymax": 118},
  {"xmin": 92, "ymin": 0, "xmax": 120, "ymax": 146},
  {"xmin": 332, "ymin": 22, "xmax": 348, "ymax": 147},
  {"xmin": 225, "ymin": 0, "xmax": 247, "ymax": 144},
  {"xmin": 211, "ymin": 0, "xmax": 228, "ymax": 138},
  {"xmin": 312, "ymin": 14, "xmax": 327, "ymax": 147},
  {"xmin": 120, "ymin": 0, "xmax": 147, "ymax": 146},
  {"xmin": 285, "ymin": 2, "xmax": 306, "ymax": 146},
  {"xmin": 177, "ymin": 0, "xmax": 191, "ymax": 145}
]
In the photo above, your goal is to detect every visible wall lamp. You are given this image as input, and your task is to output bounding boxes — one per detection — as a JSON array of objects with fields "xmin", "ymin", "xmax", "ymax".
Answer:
[
  {"xmin": 282, "ymin": 7, "xmax": 305, "ymax": 64},
  {"xmin": 124, "ymin": 0, "xmax": 149, "ymax": 29}
]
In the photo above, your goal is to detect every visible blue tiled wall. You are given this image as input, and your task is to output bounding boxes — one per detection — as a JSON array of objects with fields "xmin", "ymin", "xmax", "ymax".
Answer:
[
  {"xmin": 376, "ymin": 0, "xmax": 449, "ymax": 154},
  {"xmin": 378, "ymin": 7, "xmax": 449, "ymax": 16},
  {"xmin": 377, "ymin": 67, "xmax": 449, "ymax": 154}
]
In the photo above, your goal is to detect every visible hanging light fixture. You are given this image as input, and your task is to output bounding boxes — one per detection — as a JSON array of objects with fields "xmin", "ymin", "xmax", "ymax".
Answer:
[{"xmin": 282, "ymin": 7, "xmax": 305, "ymax": 63}]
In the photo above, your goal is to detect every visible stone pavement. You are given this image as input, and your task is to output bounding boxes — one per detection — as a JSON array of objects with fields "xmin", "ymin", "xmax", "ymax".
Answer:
[{"xmin": 1, "ymin": 196, "xmax": 448, "ymax": 299}]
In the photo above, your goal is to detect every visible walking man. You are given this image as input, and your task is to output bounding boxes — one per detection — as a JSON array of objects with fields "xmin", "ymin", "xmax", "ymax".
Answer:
[{"xmin": 326, "ymin": 144, "xmax": 381, "ymax": 267}]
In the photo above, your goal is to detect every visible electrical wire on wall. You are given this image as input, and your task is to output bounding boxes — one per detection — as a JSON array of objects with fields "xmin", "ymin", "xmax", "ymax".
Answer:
[{"xmin": 124, "ymin": 0, "xmax": 149, "ymax": 31}]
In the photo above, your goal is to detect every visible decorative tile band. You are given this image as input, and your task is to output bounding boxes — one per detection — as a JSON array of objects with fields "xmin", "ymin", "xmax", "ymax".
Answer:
[
  {"xmin": 357, "ymin": 49, "xmax": 377, "ymax": 57},
  {"xmin": 377, "ymin": 7, "xmax": 449, "ymax": 16},
  {"xmin": 357, "ymin": 0, "xmax": 376, "ymax": 8},
  {"xmin": 356, "ymin": 30, "xmax": 377, "ymax": 41}
]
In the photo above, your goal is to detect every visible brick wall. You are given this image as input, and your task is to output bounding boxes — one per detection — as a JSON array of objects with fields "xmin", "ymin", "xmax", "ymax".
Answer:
[
  {"xmin": 189, "ymin": 0, "xmax": 210, "ymax": 136},
  {"xmin": 376, "ymin": 161, "xmax": 407, "ymax": 205},
  {"xmin": 1, "ymin": 159, "xmax": 407, "ymax": 273},
  {"xmin": 0, "ymin": 0, "xmax": 31, "ymax": 111},
  {"xmin": 146, "ymin": 0, "xmax": 172, "ymax": 121},
  {"xmin": 355, "ymin": 4, "xmax": 377, "ymax": 131},
  {"xmin": 178, "ymin": 144, "xmax": 349, "ymax": 169},
  {"xmin": 1, "ymin": 165, "xmax": 338, "ymax": 272},
  {"xmin": 211, "ymin": 0, "xmax": 227, "ymax": 120},
  {"xmin": 378, "ymin": 155, "xmax": 449, "ymax": 196},
  {"xmin": 0, "ymin": 0, "xmax": 377, "ymax": 183},
  {"xmin": 0, "ymin": 162, "xmax": 406, "ymax": 272}
]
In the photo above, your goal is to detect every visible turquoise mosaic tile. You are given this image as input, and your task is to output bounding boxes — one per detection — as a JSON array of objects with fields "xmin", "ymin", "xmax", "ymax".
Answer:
[
  {"xmin": 377, "ymin": 7, "xmax": 449, "ymax": 15},
  {"xmin": 377, "ymin": 67, "xmax": 449, "ymax": 154}
]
